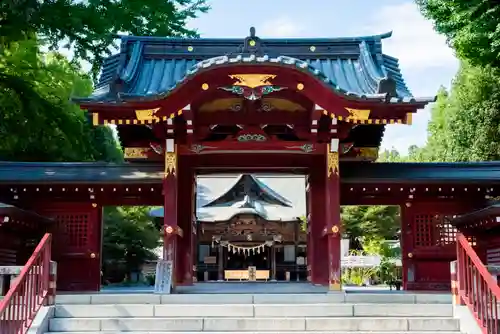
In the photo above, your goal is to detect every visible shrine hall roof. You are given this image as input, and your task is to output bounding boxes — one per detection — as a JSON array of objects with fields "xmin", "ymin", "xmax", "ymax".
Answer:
[
  {"xmin": 75, "ymin": 30, "xmax": 434, "ymax": 104},
  {"xmin": 1, "ymin": 161, "xmax": 500, "ymax": 184},
  {"xmin": 149, "ymin": 174, "xmax": 306, "ymax": 221}
]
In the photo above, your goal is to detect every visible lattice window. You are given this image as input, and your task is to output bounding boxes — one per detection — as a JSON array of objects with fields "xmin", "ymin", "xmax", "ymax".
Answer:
[
  {"xmin": 54, "ymin": 214, "xmax": 89, "ymax": 250},
  {"xmin": 414, "ymin": 214, "xmax": 434, "ymax": 247},
  {"xmin": 414, "ymin": 214, "xmax": 458, "ymax": 248},
  {"xmin": 434, "ymin": 215, "xmax": 457, "ymax": 246}
]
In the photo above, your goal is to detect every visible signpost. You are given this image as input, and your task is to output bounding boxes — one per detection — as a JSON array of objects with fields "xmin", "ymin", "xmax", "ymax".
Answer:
[{"xmin": 154, "ymin": 260, "xmax": 173, "ymax": 294}]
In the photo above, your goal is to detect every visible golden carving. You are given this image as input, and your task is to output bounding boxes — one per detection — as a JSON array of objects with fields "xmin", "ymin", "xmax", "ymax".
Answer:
[
  {"xmin": 358, "ymin": 147, "xmax": 379, "ymax": 160},
  {"xmin": 92, "ymin": 113, "xmax": 99, "ymax": 125},
  {"xmin": 296, "ymin": 83, "xmax": 304, "ymax": 91},
  {"xmin": 229, "ymin": 74, "xmax": 276, "ymax": 88},
  {"xmin": 331, "ymin": 225, "xmax": 339, "ymax": 234},
  {"xmin": 345, "ymin": 107, "xmax": 370, "ymax": 120},
  {"xmin": 124, "ymin": 147, "xmax": 149, "ymax": 159},
  {"xmin": 327, "ymin": 144, "xmax": 339, "ymax": 177},
  {"xmin": 406, "ymin": 112, "xmax": 413, "ymax": 125},
  {"xmin": 201, "ymin": 83, "xmax": 209, "ymax": 90},
  {"xmin": 135, "ymin": 108, "xmax": 160, "ymax": 121},
  {"xmin": 164, "ymin": 151, "xmax": 177, "ymax": 176}
]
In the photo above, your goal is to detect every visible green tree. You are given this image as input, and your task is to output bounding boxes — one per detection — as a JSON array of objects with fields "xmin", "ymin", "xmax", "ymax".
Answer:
[
  {"xmin": 1, "ymin": 0, "xmax": 209, "ymax": 76},
  {"xmin": 102, "ymin": 206, "xmax": 161, "ymax": 279},
  {"xmin": 341, "ymin": 206, "xmax": 400, "ymax": 249},
  {"xmin": 424, "ymin": 62, "xmax": 500, "ymax": 162},
  {"xmin": 416, "ymin": 0, "xmax": 500, "ymax": 68},
  {"xmin": 0, "ymin": 40, "xmax": 122, "ymax": 161}
]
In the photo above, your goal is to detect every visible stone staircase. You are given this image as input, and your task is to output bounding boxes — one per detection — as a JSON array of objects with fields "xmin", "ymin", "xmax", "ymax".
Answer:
[{"xmin": 46, "ymin": 292, "xmax": 463, "ymax": 333}]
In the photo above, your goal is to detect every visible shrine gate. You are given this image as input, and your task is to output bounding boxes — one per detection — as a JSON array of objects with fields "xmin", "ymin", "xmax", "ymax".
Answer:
[{"xmin": 0, "ymin": 29, "xmax": 499, "ymax": 292}]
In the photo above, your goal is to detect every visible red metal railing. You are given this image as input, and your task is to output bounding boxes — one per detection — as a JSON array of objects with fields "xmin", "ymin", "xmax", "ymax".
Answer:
[
  {"xmin": 456, "ymin": 232, "xmax": 500, "ymax": 334},
  {"xmin": 0, "ymin": 233, "xmax": 52, "ymax": 334}
]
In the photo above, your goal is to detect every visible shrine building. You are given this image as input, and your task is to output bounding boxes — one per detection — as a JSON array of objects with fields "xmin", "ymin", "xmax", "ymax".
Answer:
[
  {"xmin": 1, "ymin": 28, "xmax": 500, "ymax": 292},
  {"xmin": 150, "ymin": 174, "xmax": 308, "ymax": 282}
]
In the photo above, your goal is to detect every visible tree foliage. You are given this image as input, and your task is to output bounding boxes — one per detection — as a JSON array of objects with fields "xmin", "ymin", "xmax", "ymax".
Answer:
[
  {"xmin": 102, "ymin": 206, "xmax": 161, "ymax": 276},
  {"xmin": 1, "ymin": 0, "xmax": 209, "ymax": 76},
  {"xmin": 380, "ymin": 61, "xmax": 500, "ymax": 163},
  {"xmin": 341, "ymin": 206, "xmax": 400, "ymax": 250},
  {"xmin": 0, "ymin": 40, "xmax": 122, "ymax": 161},
  {"xmin": 416, "ymin": 0, "xmax": 500, "ymax": 68}
]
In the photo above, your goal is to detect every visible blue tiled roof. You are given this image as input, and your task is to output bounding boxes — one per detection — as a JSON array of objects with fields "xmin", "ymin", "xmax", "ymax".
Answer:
[
  {"xmin": 1, "ymin": 161, "xmax": 500, "ymax": 184},
  {"xmin": 76, "ymin": 32, "xmax": 434, "ymax": 104}
]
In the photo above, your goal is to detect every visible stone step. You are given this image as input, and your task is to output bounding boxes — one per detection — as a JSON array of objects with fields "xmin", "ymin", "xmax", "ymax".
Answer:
[
  {"xmin": 53, "ymin": 303, "xmax": 453, "ymax": 318},
  {"xmin": 55, "ymin": 293, "xmax": 452, "ymax": 305},
  {"xmin": 48, "ymin": 317, "xmax": 460, "ymax": 332},
  {"xmin": 47, "ymin": 332, "xmax": 463, "ymax": 334}
]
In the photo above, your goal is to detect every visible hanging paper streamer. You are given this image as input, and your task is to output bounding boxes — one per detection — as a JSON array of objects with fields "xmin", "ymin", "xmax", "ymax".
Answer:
[{"xmin": 213, "ymin": 239, "xmax": 277, "ymax": 255}]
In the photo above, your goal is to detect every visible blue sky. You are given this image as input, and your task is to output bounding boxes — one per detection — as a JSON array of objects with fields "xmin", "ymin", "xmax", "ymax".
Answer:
[{"xmin": 187, "ymin": 0, "xmax": 459, "ymax": 153}]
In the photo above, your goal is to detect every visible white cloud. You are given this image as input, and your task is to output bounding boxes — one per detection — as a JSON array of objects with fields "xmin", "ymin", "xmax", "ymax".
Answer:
[
  {"xmin": 358, "ymin": 2, "xmax": 458, "ymax": 71},
  {"xmin": 259, "ymin": 17, "xmax": 305, "ymax": 38},
  {"xmin": 364, "ymin": 2, "xmax": 458, "ymax": 154}
]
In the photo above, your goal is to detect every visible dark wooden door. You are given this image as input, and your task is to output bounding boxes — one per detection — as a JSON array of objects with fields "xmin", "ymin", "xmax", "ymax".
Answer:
[
  {"xmin": 39, "ymin": 204, "xmax": 101, "ymax": 291},
  {"xmin": 403, "ymin": 202, "xmax": 466, "ymax": 291}
]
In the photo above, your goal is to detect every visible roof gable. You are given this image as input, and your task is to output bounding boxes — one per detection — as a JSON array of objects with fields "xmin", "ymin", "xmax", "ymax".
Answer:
[{"xmin": 203, "ymin": 174, "xmax": 293, "ymax": 208}]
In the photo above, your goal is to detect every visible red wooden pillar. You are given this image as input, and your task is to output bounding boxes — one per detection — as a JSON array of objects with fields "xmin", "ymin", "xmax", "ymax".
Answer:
[
  {"xmin": 325, "ymin": 142, "xmax": 342, "ymax": 291},
  {"xmin": 177, "ymin": 164, "xmax": 195, "ymax": 286},
  {"xmin": 309, "ymin": 150, "xmax": 331, "ymax": 285},
  {"xmin": 163, "ymin": 139, "xmax": 181, "ymax": 289}
]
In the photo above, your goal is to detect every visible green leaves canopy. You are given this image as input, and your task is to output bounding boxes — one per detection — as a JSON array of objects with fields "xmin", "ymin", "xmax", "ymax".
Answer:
[
  {"xmin": 2, "ymin": 0, "xmax": 209, "ymax": 76},
  {"xmin": 102, "ymin": 206, "xmax": 161, "ymax": 273},
  {"xmin": 341, "ymin": 206, "xmax": 400, "ymax": 245},
  {"xmin": 0, "ymin": 40, "xmax": 122, "ymax": 162},
  {"xmin": 416, "ymin": 0, "xmax": 500, "ymax": 68}
]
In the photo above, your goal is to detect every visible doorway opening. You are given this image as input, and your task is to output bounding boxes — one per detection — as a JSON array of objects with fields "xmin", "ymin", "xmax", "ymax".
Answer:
[
  {"xmin": 195, "ymin": 173, "xmax": 307, "ymax": 282},
  {"xmin": 100, "ymin": 206, "xmax": 162, "ymax": 289}
]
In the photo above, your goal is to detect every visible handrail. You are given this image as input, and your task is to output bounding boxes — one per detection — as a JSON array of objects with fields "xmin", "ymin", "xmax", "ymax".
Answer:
[
  {"xmin": 456, "ymin": 232, "xmax": 500, "ymax": 334},
  {"xmin": 0, "ymin": 233, "xmax": 52, "ymax": 334}
]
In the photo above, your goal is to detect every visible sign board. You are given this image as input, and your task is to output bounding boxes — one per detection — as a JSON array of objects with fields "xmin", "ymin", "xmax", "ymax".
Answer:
[
  {"xmin": 154, "ymin": 260, "xmax": 173, "ymax": 294},
  {"xmin": 248, "ymin": 266, "xmax": 257, "ymax": 281}
]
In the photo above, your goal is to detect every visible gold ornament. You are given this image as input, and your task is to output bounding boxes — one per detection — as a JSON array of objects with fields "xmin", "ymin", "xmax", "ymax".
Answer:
[
  {"xmin": 164, "ymin": 151, "xmax": 177, "ymax": 176},
  {"xmin": 229, "ymin": 74, "xmax": 276, "ymax": 88},
  {"xmin": 345, "ymin": 107, "xmax": 370, "ymax": 120},
  {"xmin": 296, "ymin": 83, "xmax": 304, "ymax": 91},
  {"xmin": 327, "ymin": 145, "xmax": 339, "ymax": 177},
  {"xmin": 124, "ymin": 147, "xmax": 149, "ymax": 159},
  {"xmin": 135, "ymin": 108, "xmax": 160, "ymax": 121},
  {"xmin": 331, "ymin": 225, "xmax": 339, "ymax": 234}
]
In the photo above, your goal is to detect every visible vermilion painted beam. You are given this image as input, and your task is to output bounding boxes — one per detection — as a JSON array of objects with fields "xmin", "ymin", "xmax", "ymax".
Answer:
[
  {"xmin": 195, "ymin": 109, "xmax": 309, "ymax": 126},
  {"xmin": 178, "ymin": 141, "xmax": 322, "ymax": 155}
]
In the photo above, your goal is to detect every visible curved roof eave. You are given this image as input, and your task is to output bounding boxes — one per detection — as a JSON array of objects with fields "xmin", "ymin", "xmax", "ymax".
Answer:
[{"xmin": 202, "ymin": 174, "xmax": 293, "ymax": 208}]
